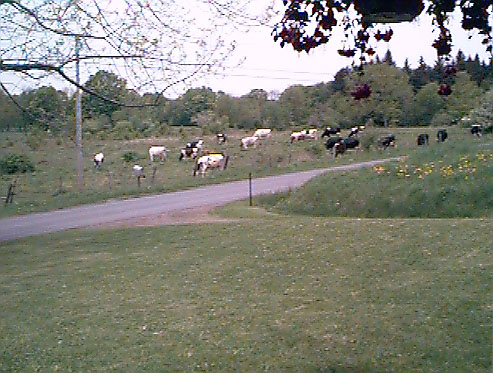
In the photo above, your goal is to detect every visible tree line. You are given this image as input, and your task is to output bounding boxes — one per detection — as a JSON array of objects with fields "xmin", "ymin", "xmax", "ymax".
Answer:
[{"xmin": 1, "ymin": 50, "xmax": 491, "ymax": 138}]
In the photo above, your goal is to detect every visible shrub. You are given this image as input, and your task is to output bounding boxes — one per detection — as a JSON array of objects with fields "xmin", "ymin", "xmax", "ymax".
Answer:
[
  {"xmin": 1, "ymin": 153, "xmax": 35, "ymax": 174},
  {"xmin": 122, "ymin": 151, "xmax": 142, "ymax": 163}
]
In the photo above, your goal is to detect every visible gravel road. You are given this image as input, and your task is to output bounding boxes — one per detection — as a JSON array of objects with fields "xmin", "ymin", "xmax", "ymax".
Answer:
[{"xmin": 0, "ymin": 158, "xmax": 401, "ymax": 242}]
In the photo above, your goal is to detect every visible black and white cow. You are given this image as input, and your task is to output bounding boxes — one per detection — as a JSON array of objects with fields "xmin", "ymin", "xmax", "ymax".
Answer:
[
  {"xmin": 179, "ymin": 140, "xmax": 204, "ymax": 161},
  {"xmin": 378, "ymin": 135, "xmax": 396, "ymax": 149},
  {"xmin": 217, "ymin": 133, "xmax": 227, "ymax": 144},
  {"xmin": 333, "ymin": 140, "xmax": 346, "ymax": 158},
  {"xmin": 343, "ymin": 137, "xmax": 360, "ymax": 149},
  {"xmin": 321, "ymin": 126, "xmax": 341, "ymax": 138},
  {"xmin": 193, "ymin": 153, "xmax": 229, "ymax": 177},
  {"xmin": 93, "ymin": 152, "xmax": 104, "ymax": 169},
  {"xmin": 471, "ymin": 125, "xmax": 482, "ymax": 137},
  {"xmin": 325, "ymin": 136, "xmax": 343, "ymax": 150},
  {"xmin": 437, "ymin": 129, "xmax": 448, "ymax": 143},
  {"xmin": 348, "ymin": 126, "xmax": 364, "ymax": 137},
  {"xmin": 417, "ymin": 133, "xmax": 429, "ymax": 146}
]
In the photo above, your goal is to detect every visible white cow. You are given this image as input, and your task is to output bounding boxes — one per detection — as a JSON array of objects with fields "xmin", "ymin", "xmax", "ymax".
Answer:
[
  {"xmin": 304, "ymin": 128, "xmax": 317, "ymax": 139},
  {"xmin": 149, "ymin": 146, "xmax": 167, "ymax": 162},
  {"xmin": 132, "ymin": 164, "xmax": 146, "ymax": 178},
  {"xmin": 253, "ymin": 128, "xmax": 272, "ymax": 138},
  {"xmin": 290, "ymin": 131, "xmax": 305, "ymax": 143},
  {"xmin": 193, "ymin": 153, "xmax": 229, "ymax": 177},
  {"xmin": 240, "ymin": 136, "xmax": 259, "ymax": 149},
  {"xmin": 93, "ymin": 152, "xmax": 104, "ymax": 169}
]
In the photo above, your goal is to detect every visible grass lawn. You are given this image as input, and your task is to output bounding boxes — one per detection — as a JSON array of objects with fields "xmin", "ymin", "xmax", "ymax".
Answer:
[{"xmin": 1, "ymin": 207, "xmax": 491, "ymax": 371}]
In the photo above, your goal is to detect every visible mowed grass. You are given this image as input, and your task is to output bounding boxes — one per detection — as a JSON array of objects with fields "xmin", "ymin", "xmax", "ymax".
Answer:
[
  {"xmin": 257, "ymin": 135, "xmax": 493, "ymax": 218},
  {"xmin": 0, "ymin": 126, "xmax": 459, "ymax": 218},
  {"xmin": 0, "ymin": 213, "xmax": 491, "ymax": 371}
]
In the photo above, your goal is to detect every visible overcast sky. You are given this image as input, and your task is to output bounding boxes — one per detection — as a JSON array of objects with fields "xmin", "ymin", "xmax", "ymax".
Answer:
[
  {"xmin": 1, "ymin": 2, "xmax": 491, "ymax": 99},
  {"xmin": 194, "ymin": 8, "xmax": 492, "ymax": 98}
]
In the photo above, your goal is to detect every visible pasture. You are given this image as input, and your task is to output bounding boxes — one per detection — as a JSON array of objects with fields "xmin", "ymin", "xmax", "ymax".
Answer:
[
  {"xmin": 0, "ymin": 126, "xmax": 477, "ymax": 218},
  {"xmin": 0, "ymin": 209, "xmax": 491, "ymax": 371}
]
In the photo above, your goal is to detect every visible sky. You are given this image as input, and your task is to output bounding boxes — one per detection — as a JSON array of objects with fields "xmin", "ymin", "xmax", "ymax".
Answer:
[
  {"xmin": 195, "ymin": 7, "xmax": 492, "ymax": 98},
  {"xmin": 1, "ymin": 2, "xmax": 491, "ymax": 99}
]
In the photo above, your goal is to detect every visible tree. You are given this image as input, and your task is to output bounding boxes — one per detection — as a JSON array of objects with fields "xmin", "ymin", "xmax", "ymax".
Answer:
[
  {"xmin": 82, "ymin": 71, "xmax": 129, "ymax": 120},
  {"xmin": 273, "ymin": 1, "xmax": 492, "ymax": 61},
  {"xmin": 18, "ymin": 86, "xmax": 70, "ymax": 132},
  {"xmin": 0, "ymin": 1, "xmax": 272, "ymax": 105}
]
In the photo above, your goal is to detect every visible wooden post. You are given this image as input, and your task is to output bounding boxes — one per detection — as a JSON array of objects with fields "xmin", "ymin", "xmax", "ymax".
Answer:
[
  {"xmin": 249, "ymin": 172, "xmax": 252, "ymax": 207},
  {"xmin": 151, "ymin": 167, "xmax": 157, "ymax": 185},
  {"xmin": 5, "ymin": 180, "xmax": 16, "ymax": 206},
  {"xmin": 137, "ymin": 175, "xmax": 142, "ymax": 188}
]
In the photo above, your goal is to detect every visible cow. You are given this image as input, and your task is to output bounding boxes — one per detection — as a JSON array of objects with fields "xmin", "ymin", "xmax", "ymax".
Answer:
[
  {"xmin": 240, "ymin": 136, "xmax": 259, "ymax": 149},
  {"xmin": 290, "ymin": 131, "xmax": 305, "ymax": 143},
  {"xmin": 93, "ymin": 152, "xmax": 104, "ymax": 169},
  {"xmin": 471, "ymin": 125, "xmax": 482, "ymax": 137},
  {"xmin": 253, "ymin": 128, "xmax": 272, "ymax": 138},
  {"xmin": 325, "ymin": 136, "xmax": 343, "ymax": 150},
  {"xmin": 348, "ymin": 126, "xmax": 362, "ymax": 137},
  {"xmin": 437, "ymin": 129, "xmax": 448, "ymax": 143},
  {"xmin": 217, "ymin": 133, "xmax": 227, "ymax": 144},
  {"xmin": 193, "ymin": 153, "xmax": 229, "ymax": 177},
  {"xmin": 149, "ymin": 146, "xmax": 167, "ymax": 162},
  {"xmin": 417, "ymin": 133, "xmax": 429, "ymax": 146},
  {"xmin": 132, "ymin": 164, "xmax": 146, "ymax": 178},
  {"xmin": 179, "ymin": 140, "xmax": 203, "ymax": 161},
  {"xmin": 378, "ymin": 135, "xmax": 396, "ymax": 149},
  {"xmin": 343, "ymin": 137, "xmax": 360, "ymax": 149},
  {"xmin": 333, "ymin": 140, "xmax": 346, "ymax": 158},
  {"xmin": 304, "ymin": 128, "xmax": 317, "ymax": 139},
  {"xmin": 290, "ymin": 129, "xmax": 317, "ymax": 143},
  {"xmin": 321, "ymin": 126, "xmax": 341, "ymax": 138}
]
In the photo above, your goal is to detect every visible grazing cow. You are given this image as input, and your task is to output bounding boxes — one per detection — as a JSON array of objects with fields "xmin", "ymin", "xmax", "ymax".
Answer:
[
  {"xmin": 193, "ymin": 153, "xmax": 229, "ymax": 177},
  {"xmin": 290, "ymin": 129, "xmax": 317, "ymax": 143},
  {"xmin": 253, "ymin": 128, "xmax": 272, "ymax": 138},
  {"xmin": 437, "ymin": 129, "xmax": 448, "ymax": 143},
  {"xmin": 217, "ymin": 133, "xmax": 227, "ymax": 144},
  {"xmin": 325, "ymin": 136, "xmax": 343, "ymax": 150},
  {"xmin": 348, "ymin": 126, "xmax": 360, "ymax": 137},
  {"xmin": 93, "ymin": 152, "xmax": 104, "ymax": 169},
  {"xmin": 378, "ymin": 134, "xmax": 396, "ymax": 149},
  {"xmin": 290, "ymin": 131, "xmax": 306, "ymax": 143},
  {"xmin": 343, "ymin": 137, "xmax": 360, "ymax": 149},
  {"xmin": 417, "ymin": 133, "xmax": 429, "ymax": 146},
  {"xmin": 132, "ymin": 164, "xmax": 146, "ymax": 178},
  {"xmin": 333, "ymin": 140, "xmax": 346, "ymax": 158},
  {"xmin": 321, "ymin": 126, "xmax": 341, "ymax": 138},
  {"xmin": 179, "ymin": 140, "xmax": 204, "ymax": 161},
  {"xmin": 149, "ymin": 146, "xmax": 167, "ymax": 162},
  {"xmin": 471, "ymin": 125, "xmax": 482, "ymax": 137},
  {"xmin": 304, "ymin": 128, "xmax": 317, "ymax": 139},
  {"xmin": 240, "ymin": 136, "xmax": 259, "ymax": 149}
]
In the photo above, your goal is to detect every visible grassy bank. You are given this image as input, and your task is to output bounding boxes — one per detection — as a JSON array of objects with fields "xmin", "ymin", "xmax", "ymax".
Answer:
[
  {"xmin": 0, "ymin": 214, "xmax": 491, "ymax": 371},
  {"xmin": 257, "ymin": 138, "xmax": 493, "ymax": 218}
]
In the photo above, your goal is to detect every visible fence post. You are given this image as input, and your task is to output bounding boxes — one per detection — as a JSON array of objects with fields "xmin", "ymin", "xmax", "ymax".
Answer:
[
  {"xmin": 249, "ymin": 172, "xmax": 252, "ymax": 207},
  {"xmin": 151, "ymin": 167, "xmax": 157, "ymax": 185},
  {"xmin": 137, "ymin": 175, "xmax": 142, "ymax": 188},
  {"xmin": 5, "ymin": 179, "xmax": 16, "ymax": 206}
]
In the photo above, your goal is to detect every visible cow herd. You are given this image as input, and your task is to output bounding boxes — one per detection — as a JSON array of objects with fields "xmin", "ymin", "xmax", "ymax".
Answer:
[{"xmin": 92, "ymin": 124, "xmax": 487, "ymax": 179}]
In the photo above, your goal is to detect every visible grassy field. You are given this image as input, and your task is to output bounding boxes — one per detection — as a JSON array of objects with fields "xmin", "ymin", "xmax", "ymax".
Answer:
[
  {"xmin": 0, "ymin": 126, "xmax": 473, "ymax": 218},
  {"xmin": 0, "ymin": 206, "xmax": 491, "ymax": 371},
  {"xmin": 257, "ymin": 135, "xmax": 493, "ymax": 218}
]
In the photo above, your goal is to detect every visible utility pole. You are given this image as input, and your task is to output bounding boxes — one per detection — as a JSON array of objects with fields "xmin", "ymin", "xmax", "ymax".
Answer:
[{"xmin": 75, "ymin": 36, "xmax": 83, "ymax": 190}]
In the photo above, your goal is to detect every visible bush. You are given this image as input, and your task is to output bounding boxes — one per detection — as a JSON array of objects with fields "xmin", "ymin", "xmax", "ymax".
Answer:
[
  {"xmin": 122, "ymin": 151, "xmax": 143, "ymax": 163},
  {"xmin": 1, "ymin": 153, "xmax": 35, "ymax": 174}
]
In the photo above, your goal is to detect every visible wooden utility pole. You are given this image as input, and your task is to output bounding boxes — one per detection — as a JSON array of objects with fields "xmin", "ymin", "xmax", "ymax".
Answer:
[{"xmin": 75, "ymin": 36, "xmax": 83, "ymax": 190}]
